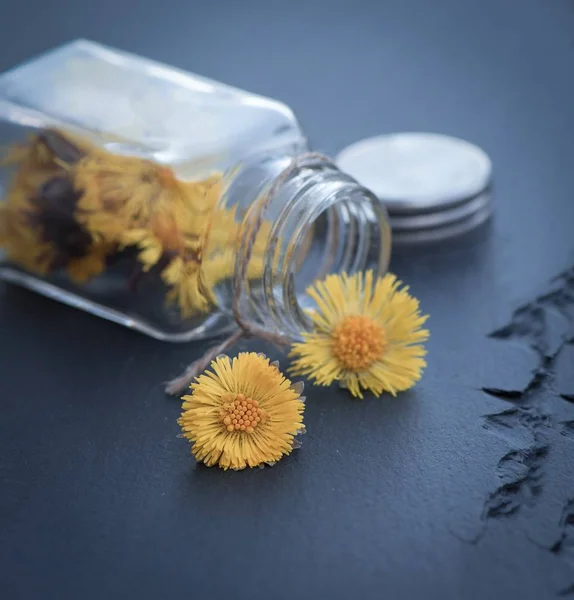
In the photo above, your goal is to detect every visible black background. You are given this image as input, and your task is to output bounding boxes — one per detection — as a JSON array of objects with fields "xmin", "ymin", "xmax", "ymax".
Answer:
[{"xmin": 2, "ymin": 1, "xmax": 574, "ymax": 598}]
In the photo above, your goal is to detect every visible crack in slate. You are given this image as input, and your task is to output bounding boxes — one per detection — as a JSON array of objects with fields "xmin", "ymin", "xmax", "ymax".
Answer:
[
  {"xmin": 483, "ymin": 445, "xmax": 550, "ymax": 518},
  {"xmin": 489, "ymin": 268, "xmax": 574, "ymax": 342},
  {"xmin": 489, "ymin": 303, "xmax": 570, "ymax": 359},
  {"xmin": 477, "ymin": 268, "xmax": 574, "ymax": 546},
  {"xmin": 483, "ymin": 407, "xmax": 551, "ymax": 446},
  {"xmin": 560, "ymin": 421, "xmax": 574, "ymax": 439},
  {"xmin": 482, "ymin": 357, "xmax": 552, "ymax": 402},
  {"xmin": 482, "ymin": 388, "xmax": 524, "ymax": 400},
  {"xmin": 476, "ymin": 268, "xmax": 574, "ymax": 596},
  {"xmin": 555, "ymin": 345, "xmax": 574, "ymax": 400}
]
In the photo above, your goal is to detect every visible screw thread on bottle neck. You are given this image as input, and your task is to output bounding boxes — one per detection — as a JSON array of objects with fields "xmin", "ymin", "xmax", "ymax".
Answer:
[{"xmin": 215, "ymin": 153, "xmax": 391, "ymax": 340}]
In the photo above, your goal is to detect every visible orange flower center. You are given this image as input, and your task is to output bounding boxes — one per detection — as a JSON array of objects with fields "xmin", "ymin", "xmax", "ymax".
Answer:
[
  {"xmin": 221, "ymin": 393, "xmax": 265, "ymax": 434},
  {"xmin": 332, "ymin": 315, "xmax": 386, "ymax": 371}
]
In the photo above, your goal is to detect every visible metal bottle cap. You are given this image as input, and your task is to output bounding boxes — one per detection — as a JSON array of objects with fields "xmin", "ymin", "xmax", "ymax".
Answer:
[{"xmin": 336, "ymin": 132, "xmax": 493, "ymax": 237}]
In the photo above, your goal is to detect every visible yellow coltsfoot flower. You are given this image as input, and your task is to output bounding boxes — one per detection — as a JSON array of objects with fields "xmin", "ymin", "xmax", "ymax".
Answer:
[
  {"xmin": 289, "ymin": 271, "xmax": 429, "ymax": 398},
  {"xmin": 178, "ymin": 352, "xmax": 306, "ymax": 470}
]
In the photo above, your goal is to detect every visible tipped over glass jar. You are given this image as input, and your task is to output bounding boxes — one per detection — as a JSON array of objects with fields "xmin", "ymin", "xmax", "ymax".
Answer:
[{"xmin": 0, "ymin": 40, "xmax": 391, "ymax": 342}]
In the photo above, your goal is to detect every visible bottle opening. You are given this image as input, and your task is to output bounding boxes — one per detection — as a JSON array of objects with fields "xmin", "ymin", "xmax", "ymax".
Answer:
[{"xmin": 232, "ymin": 159, "xmax": 391, "ymax": 341}]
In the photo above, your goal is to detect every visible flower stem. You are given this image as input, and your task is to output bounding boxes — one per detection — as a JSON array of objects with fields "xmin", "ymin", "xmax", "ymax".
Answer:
[{"xmin": 165, "ymin": 329, "xmax": 245, "ymax": 396}]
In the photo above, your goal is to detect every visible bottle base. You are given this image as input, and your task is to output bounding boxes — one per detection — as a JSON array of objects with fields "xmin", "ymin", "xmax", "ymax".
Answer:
[{"xmin": 0, "ymin": 266, "xmax": 234, "ymax": 343}]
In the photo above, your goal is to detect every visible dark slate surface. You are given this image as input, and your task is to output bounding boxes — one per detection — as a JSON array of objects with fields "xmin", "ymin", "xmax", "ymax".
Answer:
[{"xmin": 1, "ymin": 1, "xmax": 574, "ymax": 598}]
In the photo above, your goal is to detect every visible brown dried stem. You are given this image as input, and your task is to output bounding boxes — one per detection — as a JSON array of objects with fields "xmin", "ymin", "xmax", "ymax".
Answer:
[{"xmin": 165, "ymin": 329, "xmax": 245, "ymax": 395}]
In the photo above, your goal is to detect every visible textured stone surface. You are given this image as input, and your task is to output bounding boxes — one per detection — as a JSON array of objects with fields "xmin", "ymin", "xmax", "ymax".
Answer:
[
  {"xmin": 556, "ymin": 345, "xmax": 574, "ymax": 402},
  {"xmin": 2, "ymin": 1, "xmax": 574, "ymax": 599}
]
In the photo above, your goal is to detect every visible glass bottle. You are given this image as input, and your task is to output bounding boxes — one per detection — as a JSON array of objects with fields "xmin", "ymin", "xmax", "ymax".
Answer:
[{"xmin": 0, "ymin": 40, "xmax": 391, "ymax": 342}]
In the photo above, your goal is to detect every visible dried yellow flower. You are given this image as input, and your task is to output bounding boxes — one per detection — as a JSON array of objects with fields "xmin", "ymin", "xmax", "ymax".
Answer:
[
  {"xmin": 0, "ymin": 129, "xmax": 272, "ymax": 320},
  {"xmin": 0, "ymin": 133, "xmax": 110, "ymax": 280}
]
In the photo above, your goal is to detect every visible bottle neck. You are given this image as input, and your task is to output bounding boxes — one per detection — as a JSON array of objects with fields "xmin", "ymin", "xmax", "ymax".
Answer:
[{"xmin": 214, "ymin": 152, "xmax": 391, "ymax": 340}]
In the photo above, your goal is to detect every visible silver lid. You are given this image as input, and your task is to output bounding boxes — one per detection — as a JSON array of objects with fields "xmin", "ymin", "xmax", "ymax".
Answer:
[{"xmin": 336, "ymin": 132, "xmax": 493, "ymax": 233}]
